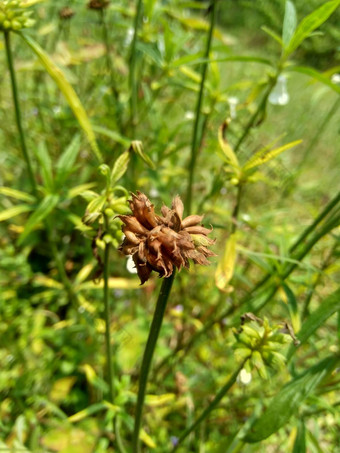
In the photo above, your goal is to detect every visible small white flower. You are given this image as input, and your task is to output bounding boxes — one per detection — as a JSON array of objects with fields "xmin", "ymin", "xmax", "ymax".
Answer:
[
  {"xmin": 228, "ymin": 96, "xmax": 239, "ymax": 119},
  {"xmin": 269, "ymin": 75, "xmax": 289, "ymax": 106},
  {"xmin": 331, "ymin": 73, "xmax": 340, "ymax": 85},
  {"xmin": 126, "ymin": 255, "xmax": 138, "ymax": 274},
  {"xmin": 239, "ymin": 368, "xmax": 252, "ymax": 385}
]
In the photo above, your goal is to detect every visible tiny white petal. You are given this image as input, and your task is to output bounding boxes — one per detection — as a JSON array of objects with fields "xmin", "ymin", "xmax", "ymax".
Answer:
[{"xmin": 126, "ymin": 256, "xmax": 138, "ymax": 274}]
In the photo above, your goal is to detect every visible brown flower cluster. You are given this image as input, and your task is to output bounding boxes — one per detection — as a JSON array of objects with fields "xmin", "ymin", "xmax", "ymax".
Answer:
[
  {"xmin": 87, "ymin": 0, "xmax": 109, "ymax": 10},
  {"xmin": 59, "ymin": 7, "xmax": 75, "ymax": 20},
  {"xmin": 118, "ymin": 192, "xmax": 215, "ymax": 284}
]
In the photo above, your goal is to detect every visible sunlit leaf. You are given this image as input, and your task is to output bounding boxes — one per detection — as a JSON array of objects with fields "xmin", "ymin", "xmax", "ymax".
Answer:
[
  {"xmin": 243, "ymin": 140, "xmax": 302, "ymax": 172},
  {"xmin": 0, "ymin": 187, "xmax": 35, "ymax": 202},
  {"xmin": 282, "ymin": 1, "xmax": 297, "ymax": 48},
  {"xmin": 0, "ymin": 204, "xmax": 33, "ymax": 222},
  {"xmin": 111, "ymin": 150, "xmax": 130, "ymax": 184},
  {"xmin": 140, "ymin": 428, "xmax": 157, "ymax": 448},
  {"xmin": 50, "ymin": 377, "xmax": 77, "ymax": 403},
  {"xmin": 215, "ymin": 233, "xmax": 237, "ymax": 292},
  {"xmin": 284, "ymin": 0, "xmax": 340, "ymax": 57},
  {"xmin": 20, "ymin": 33, "xmax": 102, "ymax": 163},
  {"xmin": 218, "ymin": 121, "xmax": 239, "ymax": 168}
]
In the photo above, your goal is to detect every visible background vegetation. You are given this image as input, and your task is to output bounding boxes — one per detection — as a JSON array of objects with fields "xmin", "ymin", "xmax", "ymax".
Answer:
[{"xmin": 0, "ymin": 0, "xmax": 339, "ymax": 452}]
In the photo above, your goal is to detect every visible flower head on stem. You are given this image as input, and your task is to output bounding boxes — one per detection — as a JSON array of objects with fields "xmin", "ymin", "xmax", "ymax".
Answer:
[{"xmin": 118, "ymin": 192, "xmax": 216, "ymax": 284}]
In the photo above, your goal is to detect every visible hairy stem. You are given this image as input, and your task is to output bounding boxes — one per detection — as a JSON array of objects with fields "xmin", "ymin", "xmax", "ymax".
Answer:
[
  {"xmin": 186, "ymin": 0, "xmax": 217, "ymax": 215},
  {"xmin": 132, "ymin": 272, "xmax": 176, "ymax": 452}
]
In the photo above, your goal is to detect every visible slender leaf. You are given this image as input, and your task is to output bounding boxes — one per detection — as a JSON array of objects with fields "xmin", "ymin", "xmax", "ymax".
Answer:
[
  {"xmin": 261, "ymin": 26, "xmax": 283, "ymax": 46},
  {"xmin": 284, "ymin": 0, "xmax": 340, "ymax": 57},
  {"xmin": 218, "ymin": 121, "xmax": 239, "ymax": 168},
  {"xmin": 282, "ymin": 283, "xmax": 300, "ymax": 332},
  {"xmin": 111, "ymin": 151, "xmax": 130, "ymax": 185},
  {"xmin": 131, "ymin": 140, "xmax": 156, "ymax": 170},
  {"xmin": 33, "ymin": 142, "xmax": 54, "ymax": 191},
  {"xmin": 0, "ymin": 187, "xmax": 35, "ymax": 202},
  {"xmin": 282, "ymin": 1, "xmax": 297, "ymax": 48},
  {"xmin": 0, "ymin": 204, "xmax": 33, "ymax": 222},
  {"xmin": 55, "ymin": 135, "xmax": 81, "ymax": 187},
  {"xmin": 243, "ymin": 140, "xmax": 302, "ymax": 172},
  {"xmin": 293, "ymin": 420, "xmax": 306, "ymax": 453},
  {"xmin": 215, "ymin": 233, "xmax": 237, "ymax": 292},
  {"xmin": 92, "ymin": 125, "xmax": 130, "ymax": 147},
  {"xmin": 287, "ymin": 287, "xmax": 340, "ymax": 360},
  {"xmin": 18, "ymin": 194, "xmax": 60, "ymax": 244},
  {"xmin": 284, "ymin": 65, "xmax": 340, "ymax": 94},
  {"xmin": 244, "ymin": 355, "xmax": 339, "ymax": 443},
  {"xmin": 20, "ymin": 33, "xmax": 102, "ymax": 163}
]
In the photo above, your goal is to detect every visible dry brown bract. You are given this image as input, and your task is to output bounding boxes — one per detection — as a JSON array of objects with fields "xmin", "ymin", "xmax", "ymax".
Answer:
[{"xmin": 118, "ymin": 192, "xmax": 215, "ymax": 284}]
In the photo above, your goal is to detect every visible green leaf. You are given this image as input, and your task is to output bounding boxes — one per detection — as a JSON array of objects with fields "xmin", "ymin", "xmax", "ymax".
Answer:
[
  {"xmin": 55, "ymin": 135, "xmax": 81, "ymax": 187},
  {"xmin": 293, "ymin": 420, "xmax": 306, "ymax": 453},
  {"xmin": 0, "ymin": 204, "xmax": 33, "ymax": 222},
  {"xmin": 243, "ymin": 139, "xmax": 302, "ymax": 172},
  {"xmin": 261, "ymin": 26, "xmax": 283, "ymax": 46},
  {"xmin": 215, "ymin": 233, "xmax": 237, "ymax": 292},
  {"xmin": 20, "ymin": 33, "xmax": 102, "ymax": 163},
  {"xmin": 33, "ymin": 142, "xmax": 54, "ymax": 192},
  {"xmin": 68, "ymin": 402, "xmax": 118, "ymax": 423},
  {"xmin": 131, "ymin": 140, "xmax": 156, "ymax": 170},
  {"xmin": 282, "ymin": 1, "xmax": 297, "ymax": 48},
  {"xmin": 92, "ymin": 125, "xmax": 130, "ymax": 147},
  {"xmin": 284, "ymin": 65, "xmax": 340, "ymax": 95},
  {"xmin": 284, "ymin": 0, "xmax": 340, "ymax": 57},
  {"xmin": 67, "ymin": 183, "xmax": 97, "ymax": 199},
  {"xmin": 0, "ymin": 187, "xmax": 35, "ymax": 203},
  {"xmin": 287, "ymin": 287, "xmax": 340, "ymax": 360},
  {"xmin": 111, "ymin": 151, "xmax": 130, "ymax": 185},
  {"xmin": 244, "ymin": 355, "xmax": 339, "ymax": 443},
  {"xmin": 18, "ymin": 194, "xmax": 59, "ymax": 244},
  {"xmin": 218, "ymin": 121, "xmax": 239, "ymax": 168}
]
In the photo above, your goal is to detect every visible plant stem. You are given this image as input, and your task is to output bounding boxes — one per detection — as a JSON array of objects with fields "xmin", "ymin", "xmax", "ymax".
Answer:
[
  {"xmin": 173, "ymin": 359, "xmax": 247, "ymax": 450},
  {"xmin": 103, "ymin": 238, "xmax": 115, "ymax": 405},
  {"xmin": 132, "ymin": 272, "xmax": 176, "ymax": 452},
  {"xmin": 234, "ymin": 77, "xmax": 277, "ymax": 154},
  {"xmin": 4, "ymin": 30, "xmax": 37, "ymax": 197},
  {"xmin": 99, "ymin": 8, "xmax": 121, "ymax": 127},
  {"xmin": 186, "ymin": 0, "xmax": 217, "ymax": 215},
  {"xmin": 129, "ymin": 0, "xmax": 143, "ymax": 132}
]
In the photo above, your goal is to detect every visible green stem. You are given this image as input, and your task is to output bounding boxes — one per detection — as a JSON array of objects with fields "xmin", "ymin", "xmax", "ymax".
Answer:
[
  {"xmin": 132, "ymin": 272, "xmax": 176, "ymax": 452},
  {"xmin": 100, "ymin": 8, "xmax": 121, "ymax": 126},
  {"xmin": 103, "ymin": 239, "xmax": 115, "ymax": 405},
  {"xmin": 234, "ymin": 77, "xmax": 277, "ymax": 154},
  {"xmin": 4, "ymin": 30, "xmax": 37, "ymax": 197},
  {"xmin": 129, "ymin": 0, "xmax": 143, "ymax": 132},
  {"xmin": 186, "ymin": 0, "xmax": 217, "ymax": 215},
  {"xmin": 173, "ymin": 359, "xmax": 247, "ymax": 450}
]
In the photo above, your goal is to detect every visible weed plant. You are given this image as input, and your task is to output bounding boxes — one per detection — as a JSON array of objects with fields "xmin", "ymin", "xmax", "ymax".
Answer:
[{"xmin": 0, "ymin": 1, "xmax": 340, "ymax": 452}]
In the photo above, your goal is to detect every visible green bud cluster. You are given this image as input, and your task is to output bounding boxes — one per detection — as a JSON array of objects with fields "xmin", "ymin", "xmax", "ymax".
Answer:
[
  {"xmin": 0, "ymin": 0, "xmax": 35, "ymax": 31},
  {"xmin": 80, "ymin": 159, "xmax": 130, "ymax": 250},
  {"xmin": 233, "ymin": 314, "xmax": 293, "ymax": 379}
]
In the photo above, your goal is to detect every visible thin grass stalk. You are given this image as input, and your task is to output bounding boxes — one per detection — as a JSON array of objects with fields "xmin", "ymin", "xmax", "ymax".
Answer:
[
  {"xmin": 99, "ymin": 8, "xmax": 121, "ymax": 126},
  {"xmin": 234, "ymin": 77, "xmax": 277, "ymax": 154},
  {"xmin": 4, "ymin": 30, "xmax": 37, "ymax": 197},
  {"xmin": 173, "ymin": 359, "xmax": 248, "ymax": 451},
  {"xmin": 132, "ymin": 272, "xmax": 176, "ymax": 453},
  {"xmin": 186, "ymin": 0, "xmax": 217, "ymax": 215},
  {"xmin": 129, "ymin": 0, "xmax": 143, "ymax": 131}
]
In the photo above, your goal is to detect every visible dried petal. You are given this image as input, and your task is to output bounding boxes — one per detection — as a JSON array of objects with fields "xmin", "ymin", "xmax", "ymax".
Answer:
[{"xmin": 181, "ymin": 215, "xmax": 204, "ymax": 228}]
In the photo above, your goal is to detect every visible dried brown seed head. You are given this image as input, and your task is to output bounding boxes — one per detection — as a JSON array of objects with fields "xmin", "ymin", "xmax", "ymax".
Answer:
[{"xmin": 118, "ymin": 192, "xmax": 216, "ymax": 284}]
